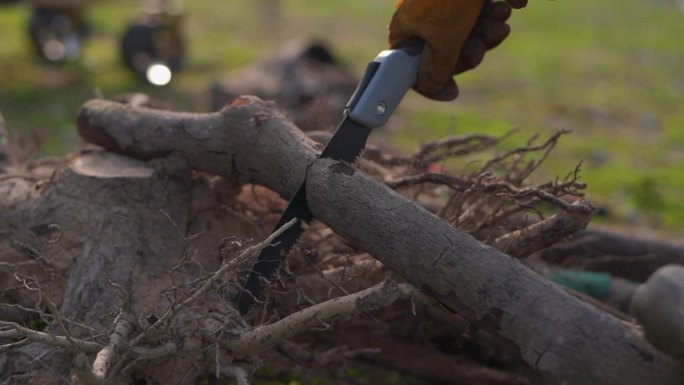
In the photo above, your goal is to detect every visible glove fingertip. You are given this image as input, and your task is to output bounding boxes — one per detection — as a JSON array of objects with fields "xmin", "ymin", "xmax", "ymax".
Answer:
[
  {"xmin": 483, "ymin": 1, "xmax": 512, "ymax": 21},
  {"xmin": 475, "ymin": 19, "xmax": 511, "ymax": 50}
]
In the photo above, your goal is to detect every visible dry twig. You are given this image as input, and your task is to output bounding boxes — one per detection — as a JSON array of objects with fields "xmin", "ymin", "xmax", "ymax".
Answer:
[
  {"xmin": 223, "ymin": 280, "xmax": 418, "ymax": 357},
  {"xmin": 382, "ymin": 129, "xmax": 591, "ymax": 257},
  {"xmin": 91, "ymin": 318, "xmax": 135, "ymax": 383},
  {"xmin": 0, "ymin": 321, "xmax": 102, "ymax": 353}
]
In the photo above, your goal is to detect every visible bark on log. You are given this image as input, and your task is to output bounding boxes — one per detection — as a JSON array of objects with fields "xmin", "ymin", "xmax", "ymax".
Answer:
[{"xmin": 71, "ymin": 97, "xmax": 684, "ymax": 384}]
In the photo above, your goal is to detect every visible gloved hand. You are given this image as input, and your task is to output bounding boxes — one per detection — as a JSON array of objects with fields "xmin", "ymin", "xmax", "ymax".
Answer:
[{"xmin": 389, "ymin": 0, "xmax": 527, "ymax": 100}]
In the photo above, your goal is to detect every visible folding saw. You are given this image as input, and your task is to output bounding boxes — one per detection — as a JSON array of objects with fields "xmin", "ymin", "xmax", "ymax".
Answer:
[{"xmin": 236, "ymin": 45, "xmax": 422, "ymax": 315}]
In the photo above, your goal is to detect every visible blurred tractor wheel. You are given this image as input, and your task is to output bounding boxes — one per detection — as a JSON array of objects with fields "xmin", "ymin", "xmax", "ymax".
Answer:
[
  {"xmin": 120, "ymin": 12, "xmax": 184, "ymax": 86},
  {"xmin": 28, "ymin": 6, "xmax": 87, "ymax": 63}
]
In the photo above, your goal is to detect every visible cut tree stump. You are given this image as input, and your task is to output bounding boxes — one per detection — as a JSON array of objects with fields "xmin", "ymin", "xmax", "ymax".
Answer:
[{"xmin": 0, "ymin": 151, "xmax": 259, "ymax": 384}]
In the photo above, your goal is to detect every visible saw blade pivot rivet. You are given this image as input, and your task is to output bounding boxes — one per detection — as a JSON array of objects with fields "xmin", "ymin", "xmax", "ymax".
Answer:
[{"xmin": 376, "ymin": 101, "xmax": 387, "ymax": 116}]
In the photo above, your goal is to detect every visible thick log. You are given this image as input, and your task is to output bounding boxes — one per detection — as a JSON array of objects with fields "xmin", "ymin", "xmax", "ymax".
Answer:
[
  {"xmin": 75, "ymin": 98, "xmax": 684, "ymax": 384},
  {"xmin": 306, "ymin": 159, "xmax": 683, "ymax": 385},
  {"xmin": 77, "ymin": 97, "xmax": 318, "ymax": 201}
]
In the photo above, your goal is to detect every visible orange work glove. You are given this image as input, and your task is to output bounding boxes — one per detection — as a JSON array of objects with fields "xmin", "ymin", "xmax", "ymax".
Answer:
[{"xmin": 389, "ymin": 0, "xmax": 527, "ymax": 100}]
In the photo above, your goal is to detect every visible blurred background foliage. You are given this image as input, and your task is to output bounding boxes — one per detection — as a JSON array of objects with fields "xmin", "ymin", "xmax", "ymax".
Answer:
[{"xmin": 0, "ymin": 0, "xmax": 683, "ymax": 231}]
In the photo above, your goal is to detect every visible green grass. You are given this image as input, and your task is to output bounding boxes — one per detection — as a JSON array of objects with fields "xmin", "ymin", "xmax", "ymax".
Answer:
[{"xmin": 1, "ymin": 0, "xmax": 683, "ymax": 230}]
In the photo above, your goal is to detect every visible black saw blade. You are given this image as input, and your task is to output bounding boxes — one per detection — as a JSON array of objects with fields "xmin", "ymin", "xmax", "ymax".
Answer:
[{"xmin": 236, "ymin": 117, "xmax": 371, "ymax": 315}]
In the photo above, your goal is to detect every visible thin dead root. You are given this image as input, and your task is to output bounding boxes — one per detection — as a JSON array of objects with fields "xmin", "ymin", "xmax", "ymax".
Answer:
[{"xmin": 381, "ymin": 128, "xmax": 591, "ymax": 258}]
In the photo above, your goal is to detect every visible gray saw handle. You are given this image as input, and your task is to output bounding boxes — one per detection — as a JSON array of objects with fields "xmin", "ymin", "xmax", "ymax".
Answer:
[{"xmin": 346, "ymin": 44, "xmax": 422, "ymax": 128}]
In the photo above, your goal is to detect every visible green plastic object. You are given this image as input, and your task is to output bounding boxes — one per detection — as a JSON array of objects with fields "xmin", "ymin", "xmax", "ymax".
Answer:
[{"xmin": 548, "ymin": 270, "xmax": 612, "ymax": 300}]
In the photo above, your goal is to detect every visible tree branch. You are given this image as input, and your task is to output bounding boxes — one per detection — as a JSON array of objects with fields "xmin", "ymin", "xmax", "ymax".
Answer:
[
  {"xmin": 223, "ymin": 280, "xmax": 417, "ymax": 357},
  {"xmin": 91, "ymin": 318, "xmax": 135, "ymax": 383},
  {"xmin": 492, "ymin": 207, "xmax": 592, "ymax": 258},
  {"xmin": 0, "ymin": 321, "xmax": 102, "ymax": 353},
  {"xmin": 77, "ymin": 97, "xmax": 318, "ymax": 200}
]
